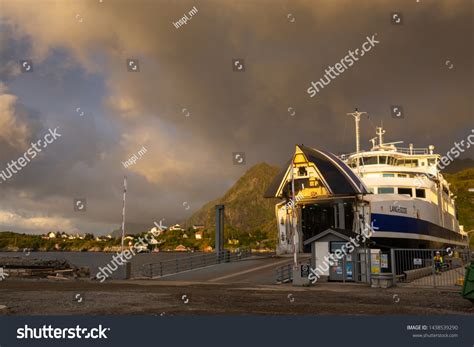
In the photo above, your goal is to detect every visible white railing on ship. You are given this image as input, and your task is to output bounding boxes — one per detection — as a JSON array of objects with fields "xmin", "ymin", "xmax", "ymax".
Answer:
[{"xmin": 339, "ymin": 147, "xmax": 429, "ymax": 159}]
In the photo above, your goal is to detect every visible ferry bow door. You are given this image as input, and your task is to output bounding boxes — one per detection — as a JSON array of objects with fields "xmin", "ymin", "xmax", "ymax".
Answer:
[{"xmin": 328, "ymin": 241, "xmax": 354, "ymax": 282}]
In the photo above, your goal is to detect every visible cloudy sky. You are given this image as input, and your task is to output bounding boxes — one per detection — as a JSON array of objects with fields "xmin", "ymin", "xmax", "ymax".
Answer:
[{"xmin": 0, "ymin": 0, "xmax": 472, "ymax": 235}]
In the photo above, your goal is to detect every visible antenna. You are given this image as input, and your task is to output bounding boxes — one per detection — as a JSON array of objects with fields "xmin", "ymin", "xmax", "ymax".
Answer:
[
  {"xmin": 375, "ymin": 126, "xmax": 386, "ymax": 146},
  {"xmin": 347, "ymin": 108, "xmax": 367, "ymax": 170}
]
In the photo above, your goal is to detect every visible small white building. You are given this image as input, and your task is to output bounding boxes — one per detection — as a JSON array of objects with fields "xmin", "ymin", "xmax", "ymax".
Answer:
[
  {"xmin": 47, "ymin": 232, "xmax": 56, "ymax": 239},
  {"xmin": 169, "ymin": 224, "xmax": 184, "ymax": 232}
]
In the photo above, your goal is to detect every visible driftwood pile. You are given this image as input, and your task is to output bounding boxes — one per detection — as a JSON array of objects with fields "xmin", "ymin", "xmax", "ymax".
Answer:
[{"xmin": 0, "ymin": 257, "xmax": 90, "ymax": 280}]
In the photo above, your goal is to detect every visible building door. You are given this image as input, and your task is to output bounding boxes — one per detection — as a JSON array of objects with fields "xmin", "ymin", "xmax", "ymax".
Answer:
[{"xmin": 328, "ymin": 241, "xmax": 354, "ymax": 281}]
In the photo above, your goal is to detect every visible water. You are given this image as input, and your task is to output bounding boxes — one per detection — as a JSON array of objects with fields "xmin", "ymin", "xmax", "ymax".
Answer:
[{"xmin": 0, "ymin": 251, "xmax": 199, "ymax": 278}]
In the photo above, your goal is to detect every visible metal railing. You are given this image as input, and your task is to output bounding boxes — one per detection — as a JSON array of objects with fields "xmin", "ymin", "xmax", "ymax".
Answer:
[
  {"xmin": 141, "ymin": 248, "xmax": 252, "ymax": 278},
  {"xmin": 275, "ymin": 259, "xmax": 311, "ymax": 284},
  {"xmin": 276, "ymin": 263, "xmax": 293, "ymax": 283},
  {"xmin": 393, "ymin": 248, "xmax": 470, "ymax": 288},
  {"xmin": 340, "ymin": 147, "xmax": 430, "ymax": 159}
]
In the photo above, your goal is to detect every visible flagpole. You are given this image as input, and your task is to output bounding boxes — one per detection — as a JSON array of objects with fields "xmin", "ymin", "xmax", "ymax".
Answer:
[
  {"xmin": 291, "ymin": 160, "xmax": 298, "ymax": 267},
  {"xmin": 121, "ymin": 175, "xmax": 127, "ymax": 254}
]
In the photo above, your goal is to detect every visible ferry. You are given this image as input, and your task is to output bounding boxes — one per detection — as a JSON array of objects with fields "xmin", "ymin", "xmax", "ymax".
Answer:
[{"xmin": 265, "ymin": 110, "xmax": 469, "ymax": 255}]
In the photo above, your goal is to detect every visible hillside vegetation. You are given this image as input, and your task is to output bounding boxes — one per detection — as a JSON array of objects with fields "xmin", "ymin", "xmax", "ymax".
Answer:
[{"xmin": 186, "ymin": 162, "xmax": 281, "ymax": 249}]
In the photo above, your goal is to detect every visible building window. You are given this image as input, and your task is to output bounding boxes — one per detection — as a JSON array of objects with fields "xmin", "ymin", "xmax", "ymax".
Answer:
[
  {"xmin": 398, "ymin": 187, "xmax": 413, "ymax": 196},
  {"xmin": 415, "ymin": 189, "xmax": 426, "ymax": 198},
  {"xmin": 378, "ymin": 187, "xmax": 395, "ymax": 194}
]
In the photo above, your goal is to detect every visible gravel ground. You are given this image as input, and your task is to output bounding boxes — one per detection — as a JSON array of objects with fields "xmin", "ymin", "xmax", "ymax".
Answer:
[{"xmin": 0, "ymin": 279, "xmax": 472, "ymax": 316}]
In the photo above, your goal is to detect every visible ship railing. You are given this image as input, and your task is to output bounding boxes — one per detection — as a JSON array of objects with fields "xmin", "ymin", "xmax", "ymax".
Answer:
[
  {"xmin": 141, "ymin": 248, "xmax": 252, "ymax": 278},
  {"xmin": 340, "ymin": 147, "xmax": 429, "ymax": 159}
]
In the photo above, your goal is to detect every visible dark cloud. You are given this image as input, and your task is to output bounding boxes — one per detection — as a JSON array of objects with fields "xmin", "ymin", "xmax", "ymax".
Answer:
[{"xmin": 0, "ymin": 0, "xmax": 472, "ymax": 234}]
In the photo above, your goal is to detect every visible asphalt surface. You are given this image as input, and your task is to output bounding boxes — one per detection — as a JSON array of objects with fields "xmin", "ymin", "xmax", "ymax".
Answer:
[{"xmin": 155, "ymin": 255, "xmax": 304, "ymax": 284}]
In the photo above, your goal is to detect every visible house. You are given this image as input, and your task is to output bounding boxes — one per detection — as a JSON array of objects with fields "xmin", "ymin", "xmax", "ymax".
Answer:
[
  {"xmin": 182, "ymin": 233, "xmax": 188, "ymax": 239},
  {"xmin": 192, "ymin": 224, "xmax": 205, "ymax": 230},
  {"xmin": 203, "ymin": 245, "xmax": 213, "ymax": 252},
  {"xmin": 47, "ymin": 232, "xmax": 56, "ymax": 239},
  {"xmin": 175, "ymin": 244, "xmax": 187, "ymax": 251},
  {"xmin": 61, "ymin": 233, "xmax": 68, "ymax": 239},
  {"xmin": 195, "ymin": 231, "xmax": 203, "ymax": 240},
  {"xmin": 169, "ymin": 224, "xmax": 184, "ymax": 232}
]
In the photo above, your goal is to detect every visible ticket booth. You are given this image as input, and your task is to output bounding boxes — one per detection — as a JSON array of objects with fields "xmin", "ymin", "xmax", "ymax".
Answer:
[{"xmin": 304, "ymin": 228, "xmax": 365, "ymax": 283}]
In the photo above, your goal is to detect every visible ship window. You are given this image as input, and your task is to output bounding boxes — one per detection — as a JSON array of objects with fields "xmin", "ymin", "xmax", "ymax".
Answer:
[
  {"xmin": 298, "ymin": 167, "xmax": 307, "ymax": 176},
  {"xmin": 397, "ymin": 174, "xmax": 407, "ymax": 178},
  {"xmin": 378, "ymin": 187, "xmax": 394, "ymax": 194},
  {"xmin": 387, "ymin": 157, "xmax": 397, "ymax": 165},
  {"xmin": 428, "ymin": 158, "xmax": 436, "ymax": 166},
  {"xmin": 398, "ymin": 188, "xmax": 413, "ymax": 196},
  {"xmin": 383, "ymin": 173, "xmax": 395, "ymax": 177},
  {"xmin": 364, "ymin": 156, "xmax": 378, "ymax": 165},
  {"xmin": 399, "ymin": 159, "xmax": 418, "ymax": 167},
  {"xmin": 415, "ymin": 189, "xmax": 426, "ymax": 198},
  {"xmin": 379, "ymin": 156, "xmax": 387, "ymax": 164}
]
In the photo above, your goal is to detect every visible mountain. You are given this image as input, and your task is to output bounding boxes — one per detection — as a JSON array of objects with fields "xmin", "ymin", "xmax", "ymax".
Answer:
[
  {"xmin": 445, "ymin": 168, "xmax": 474, "ymax": 233},
  {"xmin": 186, "ymin": 163, "xmax": 281, "ymax": 243},
  {"xmin": 110, "ymin": 222, "xmax": 152, "ymax": 238},
  {"xmin": 443, "ymin": 158, "xmax": 474, "ymax": 173}
]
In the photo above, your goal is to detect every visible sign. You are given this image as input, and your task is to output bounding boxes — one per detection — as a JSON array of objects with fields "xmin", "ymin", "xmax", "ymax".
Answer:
[
  {"xmin": 413, "ymin": 258, "xmax": 422, "ymax": 266},
  {"xmin": 390, "ymin": 205, "xmax": 407, "ymax": 214},
  {"xmin": 371, "ymin": 250, "xmax": 381, "ymax": 274},
  {"xmin": 346, "ymin": 262, "xmax": 353, "ymax": 280},
  {"xmin": 380, "ymin": 254, "xmax": 389, "ymax": 269},
  {"xmin": 300, "ymin": 264, "xmax": 310, "ymax": 277}
]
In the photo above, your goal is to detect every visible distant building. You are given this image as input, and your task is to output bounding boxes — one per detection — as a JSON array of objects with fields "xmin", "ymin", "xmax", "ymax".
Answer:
[
  {"xmin": 175, "ymin": 245, "xmax": 187, "ymax": 251},
  {"xmin": 169, "ymin": 224, "xmax": 184, "ymax": 232},
  {"xmin": 182, "ymin": 233, "xmax": 189, "ymax": 239},
  {"xmin": 47, "ymin": 232, "xmax": 56, "ymax": 239},
  {"xmin": 195, "ymin": 231, "xmax": 203, "ymax": 240},
  {"xmin": 192, "ymin": 224, "xmax": 205, "ymax": 230}
]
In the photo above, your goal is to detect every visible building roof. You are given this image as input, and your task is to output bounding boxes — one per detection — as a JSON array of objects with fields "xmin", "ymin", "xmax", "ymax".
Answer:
[
  {"xmin": 264, "ymin": 145, "xmax": 368, "ymax": 198},
  {"xmin": 303, "ymin": 228, "xmax": 360, "ymax": 245}
]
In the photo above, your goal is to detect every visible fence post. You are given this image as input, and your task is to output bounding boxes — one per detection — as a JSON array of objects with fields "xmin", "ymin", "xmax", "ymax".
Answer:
[
  {"xmin": 160, "ymin": 262, "xmax": 163, "ymax": 277},
  {"xmin": 149, "ymin": 263, "xmax": 153, "ymax": 278},
  {"xmin": 431, "ymin": 250, "xmax": 436, "ymax": 288},
  {"xmin": 390, "ymin": 248, "xmax": 396, "ymax": 283}
]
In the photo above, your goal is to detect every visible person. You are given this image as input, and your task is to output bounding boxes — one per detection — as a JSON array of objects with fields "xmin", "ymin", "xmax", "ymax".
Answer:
[{"xmin": 434, "ymin": 251, "xmax": 444, "ymax": 275}]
